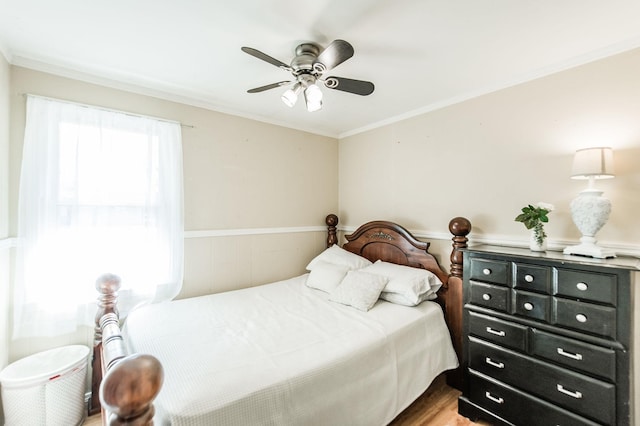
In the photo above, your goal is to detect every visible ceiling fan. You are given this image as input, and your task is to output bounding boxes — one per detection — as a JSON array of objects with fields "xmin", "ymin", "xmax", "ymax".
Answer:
[{"xmin": 241, "ymin": 40, "xmax": 375, "ymax": 112}]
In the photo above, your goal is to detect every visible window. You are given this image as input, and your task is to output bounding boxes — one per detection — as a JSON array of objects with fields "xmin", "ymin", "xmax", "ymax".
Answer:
[{"xmin": 14, "ymin": 96, "xmax": 184, "ymax": 337}]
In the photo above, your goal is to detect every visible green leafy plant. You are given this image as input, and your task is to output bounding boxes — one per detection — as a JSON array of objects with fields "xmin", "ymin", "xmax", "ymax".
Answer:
[{"xmin": 515, "ymin": 202, "xmax": 554, "ymax": 245}]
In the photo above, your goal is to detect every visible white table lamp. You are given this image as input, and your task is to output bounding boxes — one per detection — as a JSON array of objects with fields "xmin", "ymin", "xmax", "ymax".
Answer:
[{"xmin": 563, "ymin": 147, "xmax": 616, "ymax": 258}]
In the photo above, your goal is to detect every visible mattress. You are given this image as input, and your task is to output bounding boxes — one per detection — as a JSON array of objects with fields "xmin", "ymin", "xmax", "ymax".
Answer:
[{"xmin": 123, "ymin": 274, "xmax": 459, "ymax": 425}]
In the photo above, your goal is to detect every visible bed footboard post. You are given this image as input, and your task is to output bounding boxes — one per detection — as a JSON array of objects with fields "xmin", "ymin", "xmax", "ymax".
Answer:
[
  {"xmin": 100, "ymin": 319, "xmax": 163, "ymax": 426},
  {"xmin": 326, "ymin": 214, "xmax": 338, "ymax": 247},
  {"xmin": 90, "ymin": 273, "xmax": 121, "ymax": 416},
  {"xmin": 447, "ymin": 217, "xmax": 471, "ymax": 390},
  {"xmin": 92, "ymin": 274, "xmax": 164, "ymax": 425}
]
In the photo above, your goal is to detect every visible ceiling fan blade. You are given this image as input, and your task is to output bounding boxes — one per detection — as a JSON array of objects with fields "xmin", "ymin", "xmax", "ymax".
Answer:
[
  {"xmin": 323, "ymin": 76, "xmax": 374, "ymax": 96},
  {"xmin": 241, "ymin": 47, "xmax": 292, "ymax": 71},
  {"xmin": 247, "ymin": 81, "xmax": 292, "ymax": 93},
  {"xmin": 312, "ymin": 40, "xmax": 354, "ymax": 73}
]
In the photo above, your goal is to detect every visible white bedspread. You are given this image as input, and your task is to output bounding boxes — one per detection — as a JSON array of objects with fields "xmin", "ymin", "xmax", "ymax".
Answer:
[{"xmin": 123, "ymin": 274, "xmax": 459, "ymax": 425}]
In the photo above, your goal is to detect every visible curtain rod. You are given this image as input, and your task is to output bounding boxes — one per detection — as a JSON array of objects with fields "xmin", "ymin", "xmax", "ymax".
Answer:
[{"xmin": 22, "ymin": 93, "xmax": 195, "ymax": 129}]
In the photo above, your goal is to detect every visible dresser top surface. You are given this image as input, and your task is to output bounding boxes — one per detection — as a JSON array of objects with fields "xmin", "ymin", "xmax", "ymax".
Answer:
[{"xmin": 466, "ymin": 244, "xmax": 640, "ymax": 271}]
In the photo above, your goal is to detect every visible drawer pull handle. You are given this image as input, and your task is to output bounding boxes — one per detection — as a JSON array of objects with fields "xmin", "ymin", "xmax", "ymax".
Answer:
[
  {"xmin": 524, "ymin": 274, "xmax": 534, "ymax": 283},
  {"xmin": 482, "ymin": 293, "xmax": 492, "ymax": 301},
  {"xmin": 576, "ymin": 313, "xmax": 588, "ymax": 323},
  {"xmin": 485, "ymin": 392, "xmax": 504, "ymax": 404},
  {"xmin": 483, "ymin": 268, "xmax": 492, "ymax": 275},
  {"xmin": 576, "ymin": 282, "xmax": 588, "ymax": 291},
  {"xmin": 524, "ymin": 302, "xmax": 534, "ymax": 311},
  {"xmin": 485, "ymin": 357, "xmax": 505, "ymax": 369},
  {"xmin": 557, "ymin": 348, "xmax": 583, "ymax": 361},
  {"xmin": 557, "ymin": 384, "xmax": 583, "ymax": 399},
  {"xmin": 486, "ymin": 327, "xmax": 506, "ymax": 337}
]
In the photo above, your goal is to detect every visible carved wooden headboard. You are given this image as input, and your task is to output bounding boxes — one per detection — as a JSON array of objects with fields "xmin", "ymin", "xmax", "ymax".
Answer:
[
  {"xmin": 340, "ymin": 219, "xmax": 450, "ymax": 285},
  {"xmin": 325, "ymin": 213, "xmax": 471, "ymax": 388}
]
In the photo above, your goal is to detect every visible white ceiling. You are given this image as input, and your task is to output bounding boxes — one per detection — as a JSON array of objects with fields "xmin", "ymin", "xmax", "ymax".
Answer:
[{"xmin": 2, "ymin": 0, "xmax": 640, "ymax": 138}]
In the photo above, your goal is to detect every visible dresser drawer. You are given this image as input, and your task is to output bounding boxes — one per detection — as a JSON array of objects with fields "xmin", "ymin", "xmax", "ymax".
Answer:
[
  {"xmin": 469, "ymin": 258, "xmax": 509, "ymax": 285},
  {"xmin": 556, "ymin": 269, "xmax": 617, "ymax": 305},
  {"xmin": 554, "ymin": 298, "xmax": 617, "ymax": 339},
  {"xmin": 467, "ymin": 372, "xmax": 601, "ymax": 426},
  {"xmin": 469, "ymin": 337, "xmax": 615, "ymax": 425},
  {"xmin": 468, "ymin": 311, "xmax": 527, "ymax": 352},
  {"xmin": 514, "ymin": 263, "xmax": 551, "ymax": 294},
  {"xmin": 514, "ymin": 290, "xmax": 550, "ymax": 323},
  {"xmin": 470, "ymin": 282, "xmax": 509, "ymax": 312},
  {"xmin": 531, "ymin": 329, "xmax": 616, "ymax": 381},
  {"xmin": 469, "ymin": 337, "xmax": 518, "ymax": 388}
]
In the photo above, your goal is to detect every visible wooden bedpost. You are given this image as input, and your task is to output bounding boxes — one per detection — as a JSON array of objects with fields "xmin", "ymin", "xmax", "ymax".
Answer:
[
  {"xmin": 100, "ymin": 337, "xmax": 163, "ymax": 425},
  {"xmin": 326, "ymin": 214, "xmax": 338, "ymax": 247},
  {"xmin": 447, "ymin": 217, "xmax": 471, "ymax": 390},
  {"xmin": 91, "ymin": 274, "xmax": 164, "ymax": 425},
  {"xmin": 90, "ymin": 274, "xmax": 121, "ymax": 416},
  {"xmin": 449, "ymin": 217, "xmax": 471, "ymax": 279}
]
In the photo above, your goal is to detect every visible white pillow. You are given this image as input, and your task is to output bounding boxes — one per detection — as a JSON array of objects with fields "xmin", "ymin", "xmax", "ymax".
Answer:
[
  {"xmin": 360, "ymin": 260, "xmax": 442, "ymax": 306},
  {"xmin": 380, "ymin": 290, "xmax": 437, "ymax": 307},
  {"xmin": 306, "ymin": 245, "xmax": 372, "ymax": 271},
  {"xmin": 305, "ymin": 261, "xmax": 350, "ymax": 293},
  {"xmin": 328, "ymin": 270, "xmax": 389, "ymax": 311}
]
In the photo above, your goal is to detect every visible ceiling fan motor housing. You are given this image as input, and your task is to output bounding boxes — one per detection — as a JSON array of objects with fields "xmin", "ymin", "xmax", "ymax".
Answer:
[{"xmin": 291, "ymin": 43, "xmax": 322, "ymax": 75}]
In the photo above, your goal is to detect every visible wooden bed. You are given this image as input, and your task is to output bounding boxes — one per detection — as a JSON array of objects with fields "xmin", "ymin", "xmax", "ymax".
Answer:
[{"xmin": 90, "ymin": 214, "xmax": 471, "ymax": 425}]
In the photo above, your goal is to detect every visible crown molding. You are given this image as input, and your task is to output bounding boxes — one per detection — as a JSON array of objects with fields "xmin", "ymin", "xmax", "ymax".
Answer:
[{"xmin": 339, "ymin": 37, "xmax": 640, "ymax": 139}]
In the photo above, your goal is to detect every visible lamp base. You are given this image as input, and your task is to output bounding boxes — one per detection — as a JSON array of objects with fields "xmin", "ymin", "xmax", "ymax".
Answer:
[
  {"xmin": 563, "ymin": 237, "xmax": 616, "ymax": 259},
  {"xmin": 565, "ymin": 188, "xmax": 615, "ymax": 259}
]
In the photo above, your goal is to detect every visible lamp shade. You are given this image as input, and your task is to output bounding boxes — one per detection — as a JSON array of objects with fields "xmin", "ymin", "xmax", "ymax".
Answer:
[{"xmin": 570, "ymin": 147, "xmax": 615, "ymax": 179}]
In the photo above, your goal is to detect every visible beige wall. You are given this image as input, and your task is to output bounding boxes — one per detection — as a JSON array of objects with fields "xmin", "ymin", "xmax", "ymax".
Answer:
[
  {"xmin": 7, "ymin": 67, "xmax": 338, "ymax": 361},
  {"xmin": 9, "ymin": 67, "xmax": 339, "ymax": 233},
  {"xmin": 339, "ymin": 47, "xmax": 640, "ymax": 265}
]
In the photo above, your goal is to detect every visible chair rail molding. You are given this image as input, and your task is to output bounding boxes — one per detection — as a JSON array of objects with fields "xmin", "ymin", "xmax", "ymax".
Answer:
[
  {"xmin": 338, "ymin": 226, "xmax": 640, "ymax": 259},
  {"xmin": 184, "ymin": 226, "xmax": 327, "ymax": 239}
]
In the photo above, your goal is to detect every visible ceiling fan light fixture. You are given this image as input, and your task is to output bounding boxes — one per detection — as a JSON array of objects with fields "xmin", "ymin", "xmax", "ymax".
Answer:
[
  {"xmin": 243, "ymin": 39, "xmax": 373, "ymax": 112},
  {"xmin": 281, "ymin": 83, "xmax": 302, "ymax": 107},
  {"xmin": 304, "ymin": 83, "xmax": 323, "ymax": 112}
]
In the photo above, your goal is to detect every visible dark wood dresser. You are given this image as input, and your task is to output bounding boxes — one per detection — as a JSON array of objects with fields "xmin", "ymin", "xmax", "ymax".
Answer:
[{"xmin": 458, "ymin": 245, "xmax": 639, "ymax": 425}]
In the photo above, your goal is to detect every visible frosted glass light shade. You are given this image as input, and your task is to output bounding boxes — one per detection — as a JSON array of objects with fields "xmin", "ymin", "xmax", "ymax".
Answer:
[
  {"xmin": 304, "ymin": 84, "xmax": 323, "ymax": 112},
  {"xmin": 281, "ymin": 83, "xmax": 302, "ymax": 108}
]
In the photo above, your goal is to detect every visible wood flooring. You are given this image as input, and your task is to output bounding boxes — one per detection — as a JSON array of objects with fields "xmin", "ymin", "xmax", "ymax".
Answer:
[
  {"xmin": 84, "ymin": 374, "xmax": 491, "ymax": 426},
  {"xmin": 389, "ymin": 375, "xmax": 491, "ymax": 426}
]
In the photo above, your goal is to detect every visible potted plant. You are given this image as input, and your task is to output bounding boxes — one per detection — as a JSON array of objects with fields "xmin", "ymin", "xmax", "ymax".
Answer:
[{"xmin": 515, "ymin": 202, "xmax": 554, "ymax": 251}]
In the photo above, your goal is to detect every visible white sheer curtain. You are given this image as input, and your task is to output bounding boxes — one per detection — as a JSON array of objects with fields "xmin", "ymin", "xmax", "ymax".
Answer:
[{"xmin": 14, "ymin": 95, "xmax": 184, "ymax": 337}]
